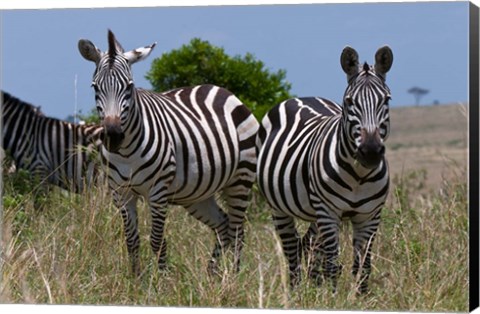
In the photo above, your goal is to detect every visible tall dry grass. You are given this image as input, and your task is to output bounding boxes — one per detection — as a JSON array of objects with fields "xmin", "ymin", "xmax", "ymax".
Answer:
[{"xmin": 0, "ymin": 164, "xmax": 468, "ymax": 311}]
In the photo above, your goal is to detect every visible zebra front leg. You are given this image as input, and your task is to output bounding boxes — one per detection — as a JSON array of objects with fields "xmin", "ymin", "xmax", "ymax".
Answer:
[
  {"xmin": 148, "ymin": 199, "xmax": 169, "ymax": 272},
  {"xmin": 316, "ymin": 209, "xmax": 342, "ymax": 293},
  {"xmin": 115, "ymin": 191, "xmax": 141, "ymax": 276},
  {"xmin": 186, "ymin": 197, "xmax": 229, "ymax": 275},
  {"xmin": 302, "ymin": 222, "xmax": 323, "ymax": 286},
  {"xmin": 351, "ymin": 210, "xmax": 382, "ymax": 294},
  {"xmin": 273, "ymin": 212, "xmax": 302, "ymax": 288}
]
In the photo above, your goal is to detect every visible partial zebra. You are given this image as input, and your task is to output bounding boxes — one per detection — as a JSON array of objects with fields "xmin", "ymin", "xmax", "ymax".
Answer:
[
  {"xmin": 2, "ymin": 91, "xmax": 103, "ymax": 196},
  {"xmin": 256, "ymin": 46, "xmax": 393, "ymax": 294},
  {"xmin": 78, "ymin": 30, "xmax": 258, "ymax": 276}
]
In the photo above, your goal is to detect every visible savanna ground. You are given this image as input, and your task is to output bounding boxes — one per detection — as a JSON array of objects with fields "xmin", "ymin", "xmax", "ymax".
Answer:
[{"xmin": 0, "ymin": 103, "xmax": 469, "ymax": 311}]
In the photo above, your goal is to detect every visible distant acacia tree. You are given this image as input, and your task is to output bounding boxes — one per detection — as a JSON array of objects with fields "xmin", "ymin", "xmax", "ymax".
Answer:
[
  {"xmin": 408, "ymin": 86, "xmax": 429, "ymax": 106},
  {"xmin": 145, "ymin": 38, "xmax": 293, "ymax": 120}
]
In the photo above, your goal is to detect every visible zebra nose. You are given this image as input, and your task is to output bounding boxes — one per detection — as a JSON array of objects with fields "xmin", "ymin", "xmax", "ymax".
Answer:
[
  {"xmin": 357, "ymin": 128, "xmax": 384, "ymax": 168},
  {"xmin": 103, "ymin": 116, "xmax": 124, "ymax": 152},
  {"xmin": 359, "ymin": 139, "xmax": 385, "ymax": 156}
]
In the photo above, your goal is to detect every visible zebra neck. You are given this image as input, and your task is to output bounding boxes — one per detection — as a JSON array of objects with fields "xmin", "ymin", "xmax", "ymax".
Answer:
[
  {"xmin": 336, "ymin": 118, "xmax": 356, "ymax": 161},
  {"xmin": 116, "ymin": 92, "xmax": 146, "ymax": 156}
]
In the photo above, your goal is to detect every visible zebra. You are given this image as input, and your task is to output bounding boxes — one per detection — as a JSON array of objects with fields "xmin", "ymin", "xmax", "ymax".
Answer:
[
  {"xmin": 256, "ymin": 46, "xmax": 393, "ymax": 294},
  {"xmin": 2, "ymin": 91, "xmax": 104, "ymax": 201},
  {"xmin": 77, "ymin": 30, "xmax": 258, "ymax": 276}
]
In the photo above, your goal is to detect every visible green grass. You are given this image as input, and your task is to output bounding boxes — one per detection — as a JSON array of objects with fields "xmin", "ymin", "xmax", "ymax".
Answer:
[{"xmin": 0, "ymin": 165, "xmax": 468, "ymax": 311}]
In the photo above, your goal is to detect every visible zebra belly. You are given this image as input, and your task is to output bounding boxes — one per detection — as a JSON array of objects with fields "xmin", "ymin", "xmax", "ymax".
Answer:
[
  {"xmin": 166, "ymin": 150, "xmax": 237, "ymax": 206},
  {"xmin": 103, "ymin": 152, "xmax": 221, "ymax": 204},
  {"xmin": 164, "ymin": 102, "xmax": 242, "ymax": 206}
]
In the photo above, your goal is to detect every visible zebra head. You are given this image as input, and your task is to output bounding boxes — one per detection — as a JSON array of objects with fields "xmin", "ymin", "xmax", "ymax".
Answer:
[
  {"xmin": 340, "ymin": 46, "xmax": 393, "ymax": 169},
  {"xmin": 78, "ymin": 30, "xmax": 156, "ymax": 152}
]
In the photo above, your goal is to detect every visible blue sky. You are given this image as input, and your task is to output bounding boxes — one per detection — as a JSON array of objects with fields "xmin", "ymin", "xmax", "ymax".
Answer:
[{"xmin": 1, "ymin": 1, "xmax": 470, "ymax": 119}]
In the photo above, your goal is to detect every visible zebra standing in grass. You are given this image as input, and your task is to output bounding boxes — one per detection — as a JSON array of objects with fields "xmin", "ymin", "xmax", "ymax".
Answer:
[
  {"xmin": 256, "ymin": 46, "xmax": 393, "ymax": 294},
  {"xmin": 2, "ymin": 91, "xmax": 103, "ymax": 197},
  {"xmin": 78, "ymin": 30, "xmax": 258, "ymax": 276}
]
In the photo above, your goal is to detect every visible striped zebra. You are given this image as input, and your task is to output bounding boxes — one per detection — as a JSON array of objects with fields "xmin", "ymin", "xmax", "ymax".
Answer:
[
  {"xmin": 78, "ymin": 30, "xmax": 258, "ymax": 276},
  {"xmin": 2, "ymin": 91, "xmax": 103, "ymax": 198},
  {"xmin": 256, "ymin": 46, "xmax": 393, "ymax": 294}
]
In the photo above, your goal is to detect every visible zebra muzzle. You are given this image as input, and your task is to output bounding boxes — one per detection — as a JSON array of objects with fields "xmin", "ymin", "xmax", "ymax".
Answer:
[
  {"xmin": 357, "ymin": 128, "xmax": 385, "ymax": 169},
  {"xmin": 103, "ymin": 116, "xmax": 125, "ymax": 152}
]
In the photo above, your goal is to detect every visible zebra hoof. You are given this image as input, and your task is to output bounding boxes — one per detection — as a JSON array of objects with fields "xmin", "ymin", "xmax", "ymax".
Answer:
[
  {"xmin": 158, "ymin": 262, "xmax": 169, "ymax": 273},
  {"xmin": 207, "ymin": 260, "xmax": 221, "ymax": 277},
  {"xmin": 131, "ymin": 264, "xmax": 141, "ymax": 278},
  {"xmin": 355, "ymin": 282, "xmax": 370, "ymax": 296},
  {"xmin": 289, "ymin": 272, "xmax": 302, "ymax": 289},
  {"xmin": 311, "ymin": 274, "xmax": 323, "ymax": 288}
]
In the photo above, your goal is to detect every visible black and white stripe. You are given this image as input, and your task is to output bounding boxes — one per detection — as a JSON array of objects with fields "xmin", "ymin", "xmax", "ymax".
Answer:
[
  {"xmin": 2, "ymin": 91, "xmax": 103, "ymax": 195},
  {"xmin": 78, "ymin": 30, "xmax": 258, "ymax": 276},
  {"xmin": 256, "ymin": 46, "xmax": 393, "ymax": 293}
]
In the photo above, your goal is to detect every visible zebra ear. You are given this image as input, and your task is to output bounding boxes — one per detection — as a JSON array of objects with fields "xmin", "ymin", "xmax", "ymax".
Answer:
[
  {"xmin": 340, "ymin": 46, "xmax": 359, "ymax": 78},
  {"xmin": 124, "ymin": 42, "xmax": 157, "ymax": 65},
  {"xmin": 374, "ymin": 46, "xmax": 393, "ymax": 78},
  {"xmin": 78, "ymin": 39, "xmax": 102, "ymax": 64},
  {"xmin": 108, "ymin": 29, "xmax": 125, "ymax": 56}
]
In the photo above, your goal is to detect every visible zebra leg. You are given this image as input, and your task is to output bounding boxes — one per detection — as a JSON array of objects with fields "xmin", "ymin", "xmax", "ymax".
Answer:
[
  {"xmin": 302, "ymin": 222, "xmax": 323, "ymax": 286},
  {"xmin": 186, "ymin": 197, "xmax": 229, "ymax": 275},
  {"xmin": 272, "ymin": 212, "xmax": 302, "ymax": 288},
  {"xmin": 316, "ymin": 209, "xmax": 342, "ymax": 292},
  {"xmin": 222, "ymin": 176, "xmax": 254, "ymax": 273},
  {"xmin": 148, "ymin": 198, "xmax": 169, "ymax": 272},
  {"xmin": 114, "ymin": 190, "xmax": 140, "ymax": 276},
  {"xmin": 222, "ymin": 135, "xmax": 257, "ymax": 273},
  {"xmin": 351, "ymin": 210, "xmax": 382, "ymax": 294},
  {"xmin": 31, "ymin": 166, "xmax": 50, "ymax": 210}
]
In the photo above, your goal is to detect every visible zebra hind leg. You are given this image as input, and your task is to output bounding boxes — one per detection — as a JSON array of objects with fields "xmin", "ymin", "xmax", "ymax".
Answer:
[
  {"xmin": 273, "ymin": 213, "xmax": 302, "ymax": 288},
  {"xmin": 221, "ymin": 172, "xmax": 256, "ymax": 273},
  {"xmin": 186, "ymin": 197, "xmax": 230, "ymax": 276}
]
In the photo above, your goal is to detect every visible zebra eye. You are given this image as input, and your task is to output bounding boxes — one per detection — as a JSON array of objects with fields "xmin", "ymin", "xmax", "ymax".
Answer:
[
  {"xmin": 96, "ymin": 106, "xmax": 104, "ymax": 115},
  {"xmin": 384, "ymin": 95, "xmax": 391, "ymax": 105},
  {"xmin": 345, "ymin": 96, "xmax": 354, "ymax": 107}
]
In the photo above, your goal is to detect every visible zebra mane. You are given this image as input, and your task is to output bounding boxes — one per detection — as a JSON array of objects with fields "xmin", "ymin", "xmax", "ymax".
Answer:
[
  {"xmin": 363, "ymin": 62, "xmax": 370, "ymax": 73},
  {"xmin": 2, "ymin": 91, "xmax": 46, "ymax": 117},
  {"xmin": 34, "ymin": 106, "xmax": 45, "ymax": 117}
]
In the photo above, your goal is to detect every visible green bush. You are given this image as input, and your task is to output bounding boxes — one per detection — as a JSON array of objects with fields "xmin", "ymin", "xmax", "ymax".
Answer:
[{"xmin": 146, "ymin": 38, "xmax": 294, "ymax": 120}]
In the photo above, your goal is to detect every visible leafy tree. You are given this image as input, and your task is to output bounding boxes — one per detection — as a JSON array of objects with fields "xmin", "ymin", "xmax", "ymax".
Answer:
[
  {"xmin": 145, "ymin": 38, "xmax": 293, "ymax": 120},
  {"xmin": 70, "ymin": 108, "xmax": 101, "ymax": 125}
]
